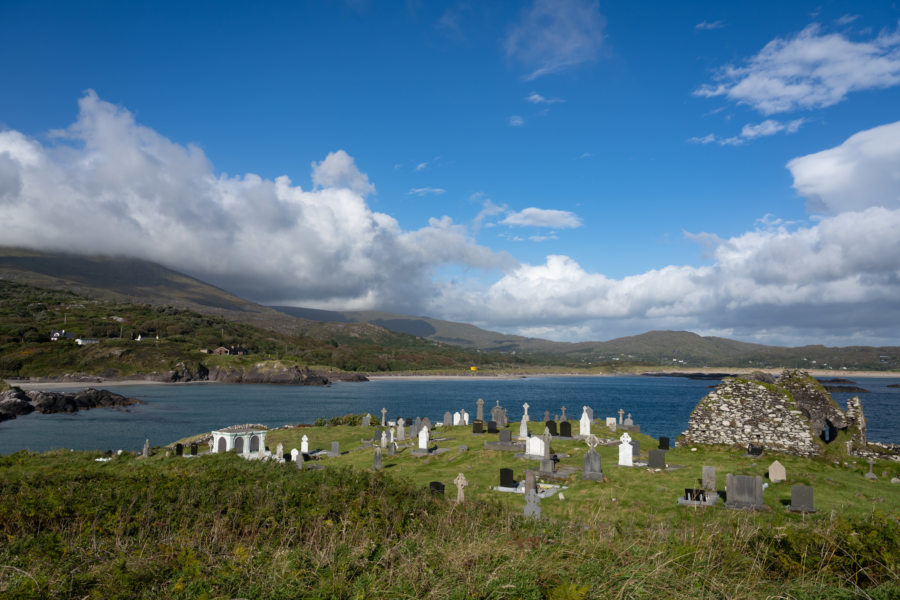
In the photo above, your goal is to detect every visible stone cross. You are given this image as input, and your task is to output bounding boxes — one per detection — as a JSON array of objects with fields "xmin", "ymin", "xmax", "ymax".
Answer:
[
  {"xmin": 584, "ymin": 434, "xmax": 600, "ymax": 450},
  {"xmin": 301, "ymin": 435, "xmax": 309, "ymax": 454},
  {"xmin": 541, "ymin": 430, "xmax": 552, "ymax": 459},
  {"xmin": 618, "ymin": 408, "xmax": 625, "ymax": 425},
  {"xmin": 454, "ymin": 473, "xmax": 468, "ymax": 503},
  {"xmin": 560, "ymin": 406, "xmax": 567, "ymax": 420},
  {"xmin": 476, "ymin": 398, "xmax": 484, "ymax": 422},
  {"xmin": 865, "ymin": 459, "xmax": 877, "ymax": 480},
  {"xmin": 522, "ymin": 403, "xmax": 530, "ymax": 420},
  {"xmin": 381, "ymin": 408, "xmax": 387, "ymax": 426}
]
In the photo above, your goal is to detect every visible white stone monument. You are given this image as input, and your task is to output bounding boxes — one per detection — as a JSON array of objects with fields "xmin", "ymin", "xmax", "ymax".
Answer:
[
  {"xmin": 291, "ymin": 448, "xmax": 300, "ymax": 463},
  {"xmin": 580, "ymin": 406, "xmax": 591, "ymax": 437},
  {"xmin": 461, "ymin": 409, "xmax": 469, "ymax": 425},
  {"xmin": 454, "ymin": 473, "xmax": 468, "ymax": 503},
  {"xmin": 300, "ymin": 435, "xmax": 308, "ymax": 454},
  {"xmin": 418, "ymin": 425, "xmax": 430, "ymax": 450},
  {"xmin": 380, "ymin": 430, "xmax": 388, "ymax": 448},
  {"xmin": 618, "ymin": 432, "xmax": 633, "ymax": 467},
  {"xmin": 606, "ymin": 417, "xmax": 617, "ymax": 431},
  {"xmin": 526, "ymin": 434, "xmax": 545, "ymax": 458},
  {"xmin": 453, "ymin": 411, "xmax": 462, "ymax": 425}
]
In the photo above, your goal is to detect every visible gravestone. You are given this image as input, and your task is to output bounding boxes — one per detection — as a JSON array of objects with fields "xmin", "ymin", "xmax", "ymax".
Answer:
[
  {"xmin": 487, "ymin": 420, "xmax": 498, "ymax": 434},
  {"xmin": 472, "ymin": 421, "xmax": 483, "ymax": 434},
  {"xmin": 421, "ymin": 417, "xmax": 432, "ymax": 431},
  {"xmin": 373, "ymin": 447, "xmax": 382, "ymax": 470},
  {"xmin": 388, "ymin": 442, "xmax": 396, "ymax": 456},
  {"xmin": 429, "ymin": 481, "xmax": 445, "ymax": 496},
  {"xmin": 544, "ymin": 410, "xmax": 550, "ymax": 422},
  {"xmin": 499, "ymin": 429, "xmax": 512, "ymax": 443},
  {"xmin": 501, "ymin": 408, "xmax": 509, "ymax": 427},
  {"xmin": 582, "ymin": 448, "xmax": 603, "ymax": 481},
  {"xmin": 362, "ymin": 413, "xmax": 371, "ymax": 427},
  {"xmin": 648, "ymin": 449, "xmax": 666, "ymax": 469},
  {"xmin": 410, "ymin": 420, "xmax": 419, "ymax": 440},
  {"xmin": 540, "ymin": 458, "xmax": 555, "ymax": 474},
  {"xmin": 276, "ymin": 443, "xmax": 284, "ymax": 459},
  {"xmin": 618, "ymin": 432, "xmax": 633, "ymax": 467},
  {"xmin": 500, "ymin": 468, "xmax": 515, "ymax": 488},
  {"xmin": 453, "ymin": 411, "xmax": 462, "ymax": 426},
  {"xmin": 397, "ymin": 419, "xmax": 406, "ymax": 441},
  {"xmin": 702, "ymin": 466, "xmax": 716, "ymax": 491},
  {"xmin": 418, "ymin": 426, "xmax": 430, "ymax": 450},
  {"xmin": 301, "ymin": 435, "xmax": 309, "ymax": 454},
  {"xmin": 559, "ymin": 421, "xmax": 572, "ymax": 438},
  {"xmin": 618, "ymin": 408, "xmax": 625, "ymax": 425},
  {"xmin": 525, "ymin": 470, "xmax": 537, "ymax": 493},
  {"xmin": 524, "ymin": 490, "xmax": 541, "ymax": 519},
  {"xmin": 522, "ymin": 402, "xmax": 530, "ymax": 421},
  {"xmin": 624, "ymin": 413, "xmax": 634, "ymax": 428},
  {"xmin": 632, "ymin": 440, "xmax": 640, "ymax": 458},
  {"xmin": 585, "ymin": 406, "xmax": 594, "ymax": 420},
  {"xmin": 330, "ymin": 441, "xmax": 340, "ymax": 457},
  {"xmin": 579, "ymin": 407, "xmax": 591, "ymax": 437},
  {"xmin": 381, "ymin": 407, "xmax": 387, "ymax": 426},
  {"xmin": 296, "ymin": 454, "xmax": 304, "ymax": 470},
  {"xmin": 658, "ymin": 437, "xmax": 670, "ymax": 451},
  {"xmin": 725, "ymin": 474, "xmax": 765, "ymax": 509},
  {"xmin": 381, "ymin": 430, "xmax": 388, "ymax": 448},
  {"xmin": 526, "ymin": 435, "xmax": 545, "ymax": 457},
  {"xmin": 768, "ymin": 460, "xmax": 786, "ymax": 483},
  {"xmin": 461, "ymin": 409, "xmax": 469, "ymax": 425},
  {"xmin": 454, "ymin": 473, "xmax": 468, "ymax": 503},
  {"xmin": 190, "ymin": 442, "xmax": 198, "ymax": 456},
  {"xmin": 476, "ymin": 398, "xmax": 484, "ymax": 422},
  {"xmin": 443, "ymin": 411, "xmax": 453, "ymax": 427},
  {"xmin": 545, "ymin": 420, "xmax": 558, "ymax": 436},
  {"xmin": 560, "ymin": 406, "xmax": 567, "ymax": 421},
  {"xmin": 283, "ymin": 452, "xmax": 292, "ymax": 462},
  {"xmin": 606, "ymin": 417, "xmax": 617, "ymax": 431},
  {"xmin": 519, "ymin": 416, "xmax": 529, "ymax": 439},
  {"xmin": 541, "ymin": 431, "xmax": 552, "ymax": 458},
  {"xmin": 491, "ymin": 402, "xmax": 504, "ymax": 426},
  {"xmin": 790, "ymin": 484, "xmax": 815, "ymax": 513},
  {"xmin": 175, "ymin": 443, "xmax": 183, "ymax": 457},
  {"xmin": 142, "ymin": 439, "xmax": 149, "ymax": 458},
  {"xmin": 865, "ymin": 459, "xmax": 877, "ymax": 480},
  {"xmin": 291, "ymin": 448, "xmax": 300, "ymax": 463},
  {"xmin": 747, "ymin": 444, "xmax": 763, "ymax": 457}
]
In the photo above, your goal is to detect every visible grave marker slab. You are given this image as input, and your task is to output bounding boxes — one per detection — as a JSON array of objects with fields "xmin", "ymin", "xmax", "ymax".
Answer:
[
  {"xmin": 373, "ymin": 447, "xmax": 382, "ymax": 471},
  {"xmin": 454, "ymin": 473, "xmax": 468, "ymax": 503},
  {"xmin": 472, "ymin": 421, "xmax": 483, "ymax": 434},
  {"xmin": 768, "ymin": 460, "xmax": 786, "ymax": 483},
  {"xmin": 487, "ymin": 420, "xmax": 498, "ymax": 434},
  {"xmin": 525, "ymin": 470, "xmax": 537, "ymax": 493},
  {"xmin": 500, "ymin": 468, "xmax": 515, "ymax": 488},
  {"xmin": 702, "ymin": 466, "xmax": 716, "ymax": 491},
  {"xmin": 361, "ymin": 413, "xmax": 371, "ymax": 427},
  {"xmin": 790, "ymin": 484, "xmax": 815, "ymax": 513},
  {"xmin": 725, "ymin": 474, "xmax": 765, "ymax": 509},
  {"xmin": 546, "ymin": 420, "xmax": 558, "ymax": 437},
  {"xmin": 524, "ymin": 490, "xmax": 541, "ymax": 519},
  {"xmin": 559, "ymin": 422, "xmax": 572, "ymax": 438},
  {"xmin": 747, "ymin": 444, "xmax": 764, "ymax": 457},
  {"xmin": 443, "ymin": 411, "xmax": 453, "ymax": 427},
  {"xmin": 582, "ymin": 448, "xmax": 603, "ymax": 481},
  {"xmin": 330, "ymin": 441, "xmax": 340, "ymax": 457},
  {"xmin": 190, "ymin": 442, "xmax": 198, "ymax": 456},
  {"xmin": 579, "ymin": 407, "xmax": 591, "ymax": 436},
  {"xmin": 648, "ymin": 449, "xmax": 666, "ymax": 469},
  {"xmin": 658, "ymin": 437, "xmax": 670, "ymax": 451},
  {"xmin": 606, "ymin": 417, "xmax": 617, "ymax": 431},
  {"xmin": 429, "ymin": 481, "xmax": 445, "ymax": 496},
  {"xmin": 476, "ymin": 398, "xmax": 484, "ymax": 422},
  {"xmin": 618, "ymin": 432, "xmax": 633, "ymax": 467},
  {"xmin": 632, "ymin": 440, "xmax": 640, "ymax": 458},
  {"xmin": 499, "ymin": 430, "xmax": 512, "ymax": 443},
  {"xmin": 301, "ymin": 435, "xmax": 309, "ymax": 454},
  {"xmin": 175, "ymin": 443, "xmax": 183, "ymax": 457}
]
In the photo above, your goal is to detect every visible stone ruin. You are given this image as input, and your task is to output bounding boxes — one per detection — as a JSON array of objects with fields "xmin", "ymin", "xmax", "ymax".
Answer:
[{"xmin": 681, "ymin": 370, "xmax": 866, "ymax": 457}]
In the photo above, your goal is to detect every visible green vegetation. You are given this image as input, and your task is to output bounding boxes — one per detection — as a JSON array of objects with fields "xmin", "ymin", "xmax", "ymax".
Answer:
[
  {"xmin": 0, "ymin": 281, "xmax": 537, "ymax": 378},
  {"xmin": 2, "ymin": 424, "xmax": 898, "ymax": 599}
]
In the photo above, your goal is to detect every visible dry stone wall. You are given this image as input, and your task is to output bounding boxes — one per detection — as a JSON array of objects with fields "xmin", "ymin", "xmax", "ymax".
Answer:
[{"xmin": 681, "ymin": 377, "xmax": 821, "ymax": 456}]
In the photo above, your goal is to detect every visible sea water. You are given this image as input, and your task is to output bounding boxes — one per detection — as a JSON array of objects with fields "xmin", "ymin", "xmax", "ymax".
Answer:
[{"xmin": 0, "ymin": 375, "xmax": 897, "ymax": 454}]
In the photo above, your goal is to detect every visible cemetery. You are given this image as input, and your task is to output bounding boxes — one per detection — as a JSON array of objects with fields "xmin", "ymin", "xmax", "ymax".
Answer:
[{"xmin": 2, "ymin": 397, "xmax": 899, "ymax": 600}]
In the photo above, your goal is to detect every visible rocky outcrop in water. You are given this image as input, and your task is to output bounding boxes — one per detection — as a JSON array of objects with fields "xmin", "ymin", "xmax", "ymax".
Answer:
[{"xmin": 0, "ymin": 387, "xmax": 143, "ymax": 422}]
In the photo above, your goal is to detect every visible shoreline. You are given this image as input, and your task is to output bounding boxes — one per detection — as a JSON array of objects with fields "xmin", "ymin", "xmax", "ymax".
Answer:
[{"xmin": 8, "ymin": 367, "xmax": 900, "ymax": 390}]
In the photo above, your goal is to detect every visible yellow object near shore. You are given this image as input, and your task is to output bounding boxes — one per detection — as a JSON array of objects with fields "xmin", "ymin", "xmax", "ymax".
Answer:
[{"xmin": 470, "ymin": 366, "xmax": 477, "ymax": 371}]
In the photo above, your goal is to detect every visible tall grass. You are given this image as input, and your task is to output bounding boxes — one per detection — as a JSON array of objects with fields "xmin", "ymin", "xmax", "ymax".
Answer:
[{"xmin": 0, "ymin": 450, "xmax": 897, "ymax": 599}]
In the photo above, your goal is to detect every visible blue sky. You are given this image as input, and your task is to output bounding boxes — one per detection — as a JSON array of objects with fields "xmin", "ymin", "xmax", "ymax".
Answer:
[{"xmin": 2, "ymin": 1, "xmax": 900, "ymax": 346}]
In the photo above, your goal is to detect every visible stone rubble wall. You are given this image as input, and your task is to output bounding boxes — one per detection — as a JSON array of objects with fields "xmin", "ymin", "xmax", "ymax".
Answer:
[
  {"xmin": 844, "ymin": 396, "xmax": 867, "ymax": 448},
  {"xmin": 777, "ymin": 369, "xmax": 847, "ymax": 437},
  {"xmin": 681, "ymin": 378, "xmax": 821, "ymax": 457}
]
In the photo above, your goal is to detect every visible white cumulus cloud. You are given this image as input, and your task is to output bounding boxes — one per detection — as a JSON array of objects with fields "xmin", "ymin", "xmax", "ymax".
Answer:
[
  {"xmin": 0, "ymin": 91, "xmax": 515, "ymax": 312},
  {"xmin": 501, "ymin": 207, "xmax": 583, "ymax": 229},
  {"xmin": 695, "ymin": 23, "xmax": 900, "ymax": 114}
]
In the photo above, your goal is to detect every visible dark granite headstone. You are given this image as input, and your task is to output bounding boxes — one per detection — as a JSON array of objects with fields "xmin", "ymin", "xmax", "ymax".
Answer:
[
  {"xmin": 582, "ymin": 448, "xmax": 603, "ymax": 480},
  {"xmin": 429, "ymin": 481, "xmax": 445, "ymax": 496},
  {"xmin": 472, "ymin": 421, "xmax": 483, "ymax": 434},
  {"xmin": 559, "ymin": 421, "xmax": 572, "ymax": 438},
  {"xmin": 499, "ymin": 429, "xmax": 512, "ymax": 443},
  {"xmin": 283, "ymin": 453, "xmax": 291, "ymax": 462},
  {"xmin": 545, "ymin": 420, "xmax": 558, "ymax": 436},
  {"xmin": 175, "ymin": 443, "xmax": 183, "ymax": 457},
  {"xmin": 190, "ymin": 443, "xmax": 198, "ymax": 456},
  {"xmin": 487, "ymin": 420, "xmax": 498, "ymax": 433},
  {"xmin": 725, "ymin": 474, "xmax": 764, "ymax": 509},
  {"xmin": 632, "ymin": 440, "xmax": 640, "ymax": 458},
  {"xmin": 790, "ymin": 484, "xmax": 815, "ymax": 513},
  {"xmin": 500, "ymin": 467, "xmax": 515, "ymax": 488},
  {"xmin": 658, "ymin": 437, "xmax": 670, "ymax": 451},
  {"xmin": 747, "ymin": 444, "xmax": 764, "ymax": 457},
  {"xmin": 648, "ymin": 449, "xmax": 667, "ymax": 469}
]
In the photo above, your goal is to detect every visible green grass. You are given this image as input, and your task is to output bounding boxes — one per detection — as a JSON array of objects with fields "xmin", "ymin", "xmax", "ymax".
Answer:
[{"xmin": 1, "ymin": 432, "xmax": 898, "ymax": 599}]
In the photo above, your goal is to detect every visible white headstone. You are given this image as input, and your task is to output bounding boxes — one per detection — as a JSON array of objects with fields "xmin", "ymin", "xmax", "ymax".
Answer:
[
  {"xmin": 519, "ymin": 417, "xmax": 529, "ymax": 439},
  {"xmin": 276, "ymin": 443, "xmax": 284, "ymax": 459},
  {"xmin": 618, "ymin": 432, "xmax": 633, "ymax": 467},
  {"xmin": 454, "ymin": 473, "xmax": 468, "ymax": 503},
  {"xmin": 453, "ymin": 411, "xmax": 462, "ymax": 425},
  {"xmin": 606, "ymin": 417, "xmax": 617, "ymax": 431},
  {"xmin": 300, "ymin": 435, "xmax": 309, "ymax": 454},
  {"xmin": 522, "ymin": 402, "xmax": 530, "ymax": 420},
  {"xmin": 461, "ymin": 409, "xmax": 469, "ymax": 425},
  {"xmin": 381, "ymin": 430, "xmax": 388, "ymax": 448},
  {"xmin": 580, "ymin": 406, "xmax": 591, "ymax": 437},
  {"xmin": 526, "ymin": 435, "xmax": 545, "ymax": 458},
  {"xmin": 418, "ymin": 426, "xmax": 430, "ymax": 450},
  {"xmin": 291, "ymin": 448, "xmax": 300, "ymax": 463}
]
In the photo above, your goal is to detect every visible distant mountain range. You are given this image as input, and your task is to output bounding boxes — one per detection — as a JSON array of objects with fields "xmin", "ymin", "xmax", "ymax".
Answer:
[{"xmin": 2, "ymin": 247, "xmax": 897, "ymax": 370}]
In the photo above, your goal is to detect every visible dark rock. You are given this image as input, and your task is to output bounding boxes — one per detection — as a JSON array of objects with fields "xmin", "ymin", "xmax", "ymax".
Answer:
[{"xmin": 0, "ymin": 388, "xmax": 35, "ymax": 418}]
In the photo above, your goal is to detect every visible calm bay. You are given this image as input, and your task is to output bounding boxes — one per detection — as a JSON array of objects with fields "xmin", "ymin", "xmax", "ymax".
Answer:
[{"xmin": 1, "ymin": 375, "xmax": 897, "ymax": 454}]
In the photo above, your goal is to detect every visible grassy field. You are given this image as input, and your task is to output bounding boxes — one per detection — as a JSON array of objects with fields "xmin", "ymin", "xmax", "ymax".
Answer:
[{"xmin": 1, "ymin": 420, "xmax": 895, "ymax": 599}]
